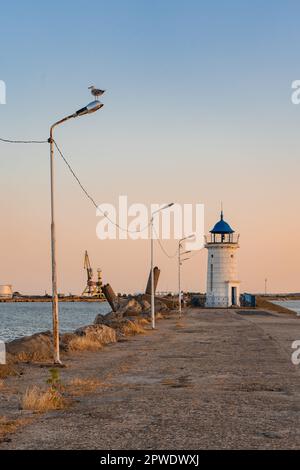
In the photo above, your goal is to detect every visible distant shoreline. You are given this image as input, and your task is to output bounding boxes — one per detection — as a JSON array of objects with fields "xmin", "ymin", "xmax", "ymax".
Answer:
[
  {"xmin": 259, "ymin": 294, "xmax": 300, "ymax": 301},
  {"xmin": 0, "ymin": 296, "xmax": 107, "ymax": 303}
]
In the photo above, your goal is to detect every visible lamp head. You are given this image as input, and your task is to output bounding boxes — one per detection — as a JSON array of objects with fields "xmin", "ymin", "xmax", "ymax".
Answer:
[{"xmin": 75, "ymin": 100, "xmax": 103, "ymax": 117}]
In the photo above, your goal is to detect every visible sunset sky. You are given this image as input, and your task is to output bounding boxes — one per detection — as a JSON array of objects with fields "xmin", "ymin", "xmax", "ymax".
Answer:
[{"xmin": 1, "ymin": 0, "xmax": 300, "ymax": 295}]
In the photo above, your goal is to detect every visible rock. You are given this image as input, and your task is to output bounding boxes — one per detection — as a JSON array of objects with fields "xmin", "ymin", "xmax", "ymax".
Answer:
[
  {"xmin": 118, "ymin": 299, "xmax": 142, "ymax": 317},
  {"xmin": 94, "ymin": 310, "xmax": 147, "ymax": 339},
  {"xmin": 94, "ymin": 313, "xmax": 105, "ymax": 325},
  {"xmin": 0, "ymin": 357, "xmax": 19, "ymax": 378},
  {"xmin": 110, "ymin": 318, "xmax": 145, "ymax": 338},
  {"xmin": 95, "ymin": 299, "xmax": 143, "ymax": 323},
  {"xmin": 141, "ymin": 294, "xmax": 173, "ymax": 311},
  {"xmin": 94, "ymin": 311, "xmax": 124, "ymax": 325},
  {"xmin": 140, "ymin": 299, "xmax": 151, "ymax": 311},
  {"xmin": 156, "ymin": 299, "xmax": 170, "ymax": 312},
  {"xmin": 6, "ymin": 331, "xmax": 53, "ymax": 362},
  {"xmin": 74, "ymin": 324, "xmax": 117, "ymax": 346},
  {"xmin": 60, "ymin": 333, "xmax": 77, "ymax": 351}
]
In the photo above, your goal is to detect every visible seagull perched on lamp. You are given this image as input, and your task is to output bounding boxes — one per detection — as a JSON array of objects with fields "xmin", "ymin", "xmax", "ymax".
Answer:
[{"xmin": 88, "ymin": 86, "xmax": 105, "ymax": 100}]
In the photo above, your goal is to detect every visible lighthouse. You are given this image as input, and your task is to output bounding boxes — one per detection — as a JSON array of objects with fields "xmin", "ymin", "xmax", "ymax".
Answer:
[{"xmin": 205, "ymin": 211, "xmax": 240, "ymax": 307}]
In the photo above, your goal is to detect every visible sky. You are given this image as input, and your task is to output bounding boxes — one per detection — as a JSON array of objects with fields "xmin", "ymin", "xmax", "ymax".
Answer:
[{"xmin": 1, "ymin": 0, "xmax": 300, "ymax": 295}]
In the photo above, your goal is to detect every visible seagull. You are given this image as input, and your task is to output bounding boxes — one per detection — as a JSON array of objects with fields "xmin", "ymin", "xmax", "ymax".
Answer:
[{"xmin": 88, "ymin": 85, "xmax": 105, "ymax": 100}]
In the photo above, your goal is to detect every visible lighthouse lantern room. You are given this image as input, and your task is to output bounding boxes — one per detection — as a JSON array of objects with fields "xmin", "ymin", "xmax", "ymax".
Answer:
[{"xmin": 205, "ymin": 211, "xmax": 240, "ymax": 308}]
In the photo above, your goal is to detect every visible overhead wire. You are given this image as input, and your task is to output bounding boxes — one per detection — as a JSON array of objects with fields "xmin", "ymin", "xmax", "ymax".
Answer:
[
  {"xmin": 1, "ymin": 135, "xmax": 198, "ymax": 258},
  {"xmin": 53, "ymin": 140, "xmax": 152, "ymax": 234},
  {"xmin": 0, "ymin": 137, "xmax": 48, "ymax": 144},
  {"xmin": 152, "ymin": 225, "xmax": 179, "ymax": 259}
]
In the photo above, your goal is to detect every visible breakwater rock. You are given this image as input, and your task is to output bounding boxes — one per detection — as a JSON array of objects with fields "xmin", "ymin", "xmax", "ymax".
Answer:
[{"xmin": 2, "ymin": 296, "xmax": 172, "ymax": 370}]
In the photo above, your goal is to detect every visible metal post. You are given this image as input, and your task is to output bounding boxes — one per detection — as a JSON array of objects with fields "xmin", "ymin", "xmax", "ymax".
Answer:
[
  {"xmin": 178, "ymin": 243, "xmax": 181, "ymax": 318},
  {"xmin": 178, "ymin": 234, "xmax": 194, "ymax": 318},
  {"xmin": 151, "ymin": 217, "xmax": 155, "ymax": 329},
  {"xmin": 47, "ymin": 96, "xmax": 104, "ymax": 364},
  {"xmin": 49, "ymin": 128, "xmax": 60, "ymax": 364},
  {"xmin": 150, "ymin": 203, "xmax": 174, "ymax": 330},
  {"xmin": 265, "ymin": 278, "xmax": 267, "ymax": 295}
]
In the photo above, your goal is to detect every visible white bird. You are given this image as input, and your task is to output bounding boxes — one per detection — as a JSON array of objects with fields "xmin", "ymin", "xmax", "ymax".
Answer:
[{"xmin": 88, "ymin": 85, "xmax": 105, "ymax": 100}]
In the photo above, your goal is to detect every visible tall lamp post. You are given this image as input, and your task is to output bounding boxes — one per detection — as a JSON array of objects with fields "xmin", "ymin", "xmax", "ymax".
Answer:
[
  {"xmin": 49, "ymin": 98, "xmax": 104, "ymax": 364},
  {"xmin": 265, "ymin": 278, "xmax": 268, "ymax": 295},
  {"xmin": 150, "ymin": 203, "xmax": 174, "ymax": 329},
  {"xmin": 178, "ymin": 234, "xmax": 194, "ymax": 317}
]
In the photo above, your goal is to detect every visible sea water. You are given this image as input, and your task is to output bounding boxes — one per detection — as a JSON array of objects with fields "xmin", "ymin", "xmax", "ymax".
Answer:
[
  {"xmin": 0, "ymin": 301, "xmax": 110, "ymax": 342},
  {"xmin": 272, "ymin": 300, "xmax": 300, "ymax": 316}
]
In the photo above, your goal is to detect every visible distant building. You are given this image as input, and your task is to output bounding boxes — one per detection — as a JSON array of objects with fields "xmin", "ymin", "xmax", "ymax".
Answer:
[
  {"xmin": 205, "ymin": 212, "xmax": 240, "ymax": 307},
  {"xmin": 0, "ymin": 285, "xmax": 13, "ymax": 299}
]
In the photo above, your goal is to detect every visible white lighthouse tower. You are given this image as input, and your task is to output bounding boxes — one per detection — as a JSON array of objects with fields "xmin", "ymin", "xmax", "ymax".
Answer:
[{"xmin": 205, "ymin": 211, "xmax": 240, "ymax": 307}]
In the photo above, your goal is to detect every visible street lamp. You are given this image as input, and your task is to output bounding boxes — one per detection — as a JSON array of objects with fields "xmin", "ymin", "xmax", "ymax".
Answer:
[
  {"xmin": 265, "ymin": 278, "xmax": 268, "ymax": 295},
  {"xmin": 49, "ymin": 98, "xmax": 104, "ymax": 364},
  {"xmin": 178, "ymin": 234, "xmax": 194, "ymax": 318},
  {"xmin": 150, "ymin": 203, "xmax": 174, "ymax": 329}
]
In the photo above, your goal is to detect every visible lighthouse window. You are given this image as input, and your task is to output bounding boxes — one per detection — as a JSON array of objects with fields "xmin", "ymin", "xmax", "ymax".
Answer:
[
  {"xmin": 211, "ymin": 254, "xmax": 214, "ymax": 258},
  {"xmin": 231, "ymin": 254, "xmax": 234, "ymax": 258}
]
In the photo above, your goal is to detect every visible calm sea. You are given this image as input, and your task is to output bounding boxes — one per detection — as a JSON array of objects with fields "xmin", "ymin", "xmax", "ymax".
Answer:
[
  {"xmin": 0, "ymin": 301, "xmax": 111, "ymax": 342},
  {"xmin": 272, "ymin": 300, "xmax": 300, "ymax": 315}
]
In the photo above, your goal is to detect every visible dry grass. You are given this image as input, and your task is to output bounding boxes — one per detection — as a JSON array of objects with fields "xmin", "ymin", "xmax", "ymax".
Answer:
[
  {"xmin": 0, "ymin": 363, "xmax": 18, "ymax": 379},
  {"xmin": 21, "ymin": 385, "xmax": 66, "ymax": 412},
  {"xmin": 138, "ymin": 318, "xmax": 150, "ymax": 326},
  {"xmin": 67, "ymin": 377, "xmax": 105, "ymax": 396},
  {"xmin": 120, "ymin": 320, "xmax": 145, "ymax": 336},
  {"xmin": 67, "ymin": 336, "xmax": 102, "ymax": 352},
  {"xmin": 0, "ymin": 416, "xmax": 32, "ymax": 441},
  {"xmin": 14, "ymin": 351, "xmax": 51, "ymax": 363},
  {"xmin": 0, "ymin": 379, "xmax": 4, "ymax": 389}
]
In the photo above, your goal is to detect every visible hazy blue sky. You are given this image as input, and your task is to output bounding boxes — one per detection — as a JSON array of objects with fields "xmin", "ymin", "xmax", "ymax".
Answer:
[{"xmin": 1, "ymin": 0, "xmax": 300, "ymax": 294}]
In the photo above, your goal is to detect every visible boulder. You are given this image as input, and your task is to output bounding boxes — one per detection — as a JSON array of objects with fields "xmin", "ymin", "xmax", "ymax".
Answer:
[
  {"xmin": 140, "ymin": 299, "xmax": 151, "ymax": 311},
  {"xmin": 94, "ymin": 311, "xmax": 124, "ymax": 325},
  {"xmin": 142, "ymin": 294, "xmax": 175, "ymax": 310},
  {"xmin": 110, "ymin": 318, "xmax": 145, "ymax": 338},
  {"xmin": 60, "ymin": 332, "xmax": 77, "ymax": 351},
  {"xmin": 6, "ymin": 331, "xmax": 53, "ymax": 362},
  {"xmin": 118, "ymin": 299, "xmax": 142, "ymax": 317},
  {"xmin": 74, "ymin": 324, "xmax": 117, "ymax": 346},
  {"xmin": 141, "ymin": 299, "xmax": 169, "ymax": 314}
]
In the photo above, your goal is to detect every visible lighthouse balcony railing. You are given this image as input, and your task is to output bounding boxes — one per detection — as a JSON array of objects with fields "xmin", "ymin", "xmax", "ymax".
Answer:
[{"xmin": 205, "ymin": 233, "xmax": 240, "ymax": 244}]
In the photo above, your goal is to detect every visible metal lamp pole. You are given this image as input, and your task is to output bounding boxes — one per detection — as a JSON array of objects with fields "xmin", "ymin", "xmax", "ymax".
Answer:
[
  {"xmin": 178, "ymin": 253, "xmax": 191, "ymax": 317},
  {"xmin": 178, "ymin": 234, "xmax": 194, "ymax": 318},
  {"xmin": 150, "ymin": 203, "xmax": 174, "ymax": 329},
  {"xmin": 49, "ymin": 98, "xmax": 104, "ymax": 364},
  {"xmin": 265, "ymin": 278, "xmax": 268, "ymax": 295}
]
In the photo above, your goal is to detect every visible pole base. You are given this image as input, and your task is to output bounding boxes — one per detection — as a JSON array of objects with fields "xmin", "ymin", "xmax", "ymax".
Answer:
[
  {"xmin": 38, "ymin": 362, "xmax": 67, "ymax": 368},
  {"xmin": 53, "ymin": 361, "xmax": 66, "ymax": 368}
]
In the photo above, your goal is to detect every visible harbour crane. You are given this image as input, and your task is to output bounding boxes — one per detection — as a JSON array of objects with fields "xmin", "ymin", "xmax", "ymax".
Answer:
[
  {"xmin": 81, "ymin": 250, "xmax": 105, "ymax": 298},
  {"xmin": 82, "ymin": 250, "xmax": 94, "ymax": 296}
]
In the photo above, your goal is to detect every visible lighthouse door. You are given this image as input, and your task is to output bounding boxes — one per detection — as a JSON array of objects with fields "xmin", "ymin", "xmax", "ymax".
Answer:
[{"xmin": 231, "ymin": 287, "xmax": 237, "ymax": 306}]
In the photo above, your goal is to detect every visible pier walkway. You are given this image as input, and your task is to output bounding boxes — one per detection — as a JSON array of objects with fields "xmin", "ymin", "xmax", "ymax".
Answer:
[{"xmin": 1, "ymin": 308, "xmax": 300, "ymax": 449}]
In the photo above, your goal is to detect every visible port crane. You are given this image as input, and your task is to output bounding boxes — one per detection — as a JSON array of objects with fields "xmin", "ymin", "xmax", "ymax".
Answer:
[{"xmin": 81, "ymin": 250, "xmax": 104, "ymax": 298}]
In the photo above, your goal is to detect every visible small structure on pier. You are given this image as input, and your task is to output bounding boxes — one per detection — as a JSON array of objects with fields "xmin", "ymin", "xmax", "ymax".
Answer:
[{"xmin": 205, "ymin": 211, "xmax": 240, "ymax": 307}]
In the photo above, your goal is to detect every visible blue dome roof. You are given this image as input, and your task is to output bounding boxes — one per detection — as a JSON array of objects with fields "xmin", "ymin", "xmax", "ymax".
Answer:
[{"xmin": 210, "ymin": 211, "xmax": 234, "ymax": 234}]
